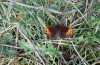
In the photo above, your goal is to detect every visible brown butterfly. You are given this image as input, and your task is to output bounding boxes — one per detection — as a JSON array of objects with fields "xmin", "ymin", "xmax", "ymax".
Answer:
[{"xmin": 44, "ymin": 25, "xmax": 73, "ymax": 39}]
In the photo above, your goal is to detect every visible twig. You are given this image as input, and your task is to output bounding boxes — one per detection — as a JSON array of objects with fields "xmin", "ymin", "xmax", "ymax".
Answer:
[
  {"xmin": 0, "ymin": 25, "xmax": 16, "ymax": 37},
  {"xmin": 17, "ymin": 22, "xmax": 45, "ymax": 65}
]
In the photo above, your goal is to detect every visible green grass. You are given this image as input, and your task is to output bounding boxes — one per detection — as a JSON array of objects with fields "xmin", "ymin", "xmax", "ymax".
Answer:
[{"xmin": 0, "ymin": 0, "xmax": 100, "ymax": 65}]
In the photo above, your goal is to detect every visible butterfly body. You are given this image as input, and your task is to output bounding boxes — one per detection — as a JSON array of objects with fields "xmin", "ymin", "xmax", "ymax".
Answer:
[{"xmin": 44, "ymin": 25, "xmax": 72, "ymax": 39}]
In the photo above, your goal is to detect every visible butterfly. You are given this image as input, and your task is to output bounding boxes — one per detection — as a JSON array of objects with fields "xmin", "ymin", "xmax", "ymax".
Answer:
[{"xmin": 44, "ymin": 25, "xmax": 73, "ymax": 39}]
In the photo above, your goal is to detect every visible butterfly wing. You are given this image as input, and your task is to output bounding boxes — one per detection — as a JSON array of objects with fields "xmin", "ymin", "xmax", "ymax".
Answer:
[
  {"xmin": 44, "ymin": 25, "xmax": 59, "ymax": 39},
  {"xmin": 59, "ymin": 25, "xmax": 72, "ymax": 38}
]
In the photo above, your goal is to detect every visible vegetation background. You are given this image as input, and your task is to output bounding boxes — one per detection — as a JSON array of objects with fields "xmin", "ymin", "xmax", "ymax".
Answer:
[{"xmin": 0, "ymin": 0, "xmax": 100, "ymax": 65}]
